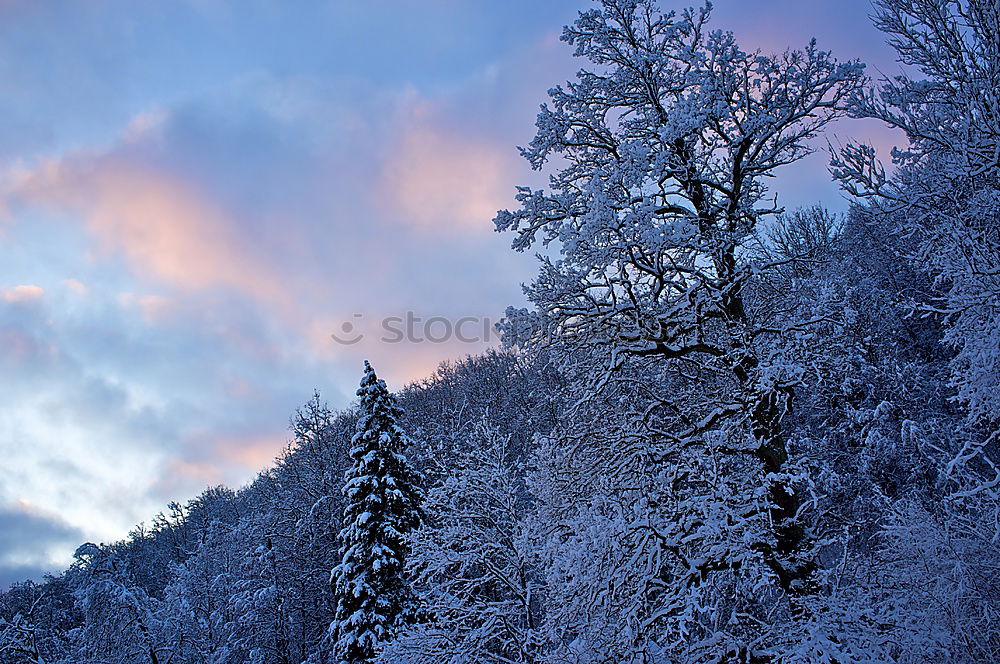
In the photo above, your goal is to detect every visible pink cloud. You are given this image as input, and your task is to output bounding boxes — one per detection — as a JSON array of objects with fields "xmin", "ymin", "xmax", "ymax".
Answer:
[
  {"xmin": 7, "ymin": 154, "xmax": 286, "ymax": 303},
  {"xmin": 0, "ymin": 328, "xmax": 56, "ymax": 365},
  {"xmin": 118, "ymin": 292, "xmax": 176, "ymax": 324},
  {"xmin": 378, "ymin": 121, "xmax": 520, "ymax": 234},
  {"xmin": 158, "ymin": 458, "xmax": 225, "ymax": 493},
  {"xmin": 61, "ymin": 278, "xmax": 87, "ymax": 295},
  {"xmin": 1, "ymin": 284, "xmax": 44, "ymax": 302},
  {"xmin": 155, "ymin": 431, "xmax": 287, "ymax": 496},
  {"xmin": 216, "ymin": 432, "xmax": 287, "ymax": 472}
]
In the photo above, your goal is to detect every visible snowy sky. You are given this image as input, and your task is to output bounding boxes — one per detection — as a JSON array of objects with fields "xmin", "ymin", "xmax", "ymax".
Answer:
[{"xmin": 0, "ymin": 0, "xmax": 900, "ymax": 585}]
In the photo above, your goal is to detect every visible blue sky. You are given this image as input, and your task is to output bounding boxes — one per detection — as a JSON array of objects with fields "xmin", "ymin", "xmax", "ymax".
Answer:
[{"xmin": 0, "ymin": 0, "xmax": 901, "ymax": 586}]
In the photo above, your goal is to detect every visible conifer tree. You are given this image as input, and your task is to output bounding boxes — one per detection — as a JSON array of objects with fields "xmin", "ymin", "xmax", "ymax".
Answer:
[{"xmin": 329, "ymin": 361, "xmax": 423, "ymax": 664}]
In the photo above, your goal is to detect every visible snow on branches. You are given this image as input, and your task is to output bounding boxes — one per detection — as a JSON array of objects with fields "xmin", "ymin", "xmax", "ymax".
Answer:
[{"xmin": 329, "ymin": 361, "xmax": 423, "ymax": 664}]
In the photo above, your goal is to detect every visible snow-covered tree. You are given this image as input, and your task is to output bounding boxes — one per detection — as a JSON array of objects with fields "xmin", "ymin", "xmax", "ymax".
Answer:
[
  {"xmin": 329, "ymin": 361, "xmax": 423, "ymax": 664},
  {"xmin": 68, "ymin": 543, "xmax": 167, "ymax": 664},
  {"xmin": 0, "ymin": 577, "xmax": 76, "ymax": 664},
  {"xmin": 228, "ymin": 393, "xmax": 350, "ymax": 664},
  {"xmin": 383, "ymin": 418, "xmax": 542, "ymax": 664},
  {"xmin": 833, "ymin": 0, "xmax": 1000, "ymax": 433},
  {"xmin": 495, "ymin": 0, "xmax": 864, "ymax": 659},
  {"xmin": 0, "ymin": 613, "xmax": 44, "ymax": 664},
  {"xmin": 827, "ymin": 3, "xmax": 1000, "ymax": 659}
]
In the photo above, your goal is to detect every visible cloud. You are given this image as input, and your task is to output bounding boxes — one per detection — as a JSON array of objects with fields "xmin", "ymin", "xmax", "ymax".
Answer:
[
  {"xmin": 118, "ymin": 292, "xmax": 177, "ymax": 325},
  {"xmin": 62, "ymin": 278, "xmax": 87, "ymax": 295},
  {"xmin": 1, "ymin": 284, "xmax": 43, "ymax": 302},
  {"xmin": 154, "ymin": 430, "xmax": 289, "ymax": 495},
  {"xmin": 378, "ymin": 121, "xmax": 521, "ymax": 233},
  {"xmin": 0, "ymin": 327, "xmax": 56, "ymax": 368},
  {"xmin": 7, "ymin": 154, "xmax": 286, "ymax": 303},
  {"xmin": 0, "ymin": 499, "xmax": 84, "ymax": 588},
  {"xmin": 0, "ymin": 277, "xmax": 345, "ymax": 575}
]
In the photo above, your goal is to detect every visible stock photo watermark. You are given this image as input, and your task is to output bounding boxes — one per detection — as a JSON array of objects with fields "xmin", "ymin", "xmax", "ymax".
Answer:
[{"xmin": 330, "ymin": 312, "xmax": 505, "ymax": 345}]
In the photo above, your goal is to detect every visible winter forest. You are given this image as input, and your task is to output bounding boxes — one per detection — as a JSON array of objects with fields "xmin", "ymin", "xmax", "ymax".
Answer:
[{"xmin": 2, "ymin": 0, "xmax": 999, "ymax": 662}]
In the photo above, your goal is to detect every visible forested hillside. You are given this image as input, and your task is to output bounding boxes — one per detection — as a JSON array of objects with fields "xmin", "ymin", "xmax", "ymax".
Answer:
[{"xmin": 2, "ymin": 1, "xmax": 997, "ymax": 662}]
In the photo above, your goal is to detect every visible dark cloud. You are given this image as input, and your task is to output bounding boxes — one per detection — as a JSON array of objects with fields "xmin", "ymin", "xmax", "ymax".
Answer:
[
  {"xmin": 0, "ymin": 502, "xmax": 83, "ymax": 589},
  {"xmin": 0, "ymin": 563, "xmax": 55, "ymax": 591}
]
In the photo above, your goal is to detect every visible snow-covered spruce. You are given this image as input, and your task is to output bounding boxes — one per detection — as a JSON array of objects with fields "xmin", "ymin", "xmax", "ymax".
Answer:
[{"xmin": 329, "ymin": 361, "xmax": 423, "ymax": 664}]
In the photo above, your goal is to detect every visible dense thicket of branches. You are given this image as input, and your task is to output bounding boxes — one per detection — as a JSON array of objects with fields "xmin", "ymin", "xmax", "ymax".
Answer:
[{"xmin": 2, "ymin": 1, "xmax": 997, "ymax": 663}]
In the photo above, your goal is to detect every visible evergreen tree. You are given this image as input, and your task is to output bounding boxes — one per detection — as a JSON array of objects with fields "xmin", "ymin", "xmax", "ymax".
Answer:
[{"xmin": 329, "ymin": 361, "xmax": 423, "ymax": 664}]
